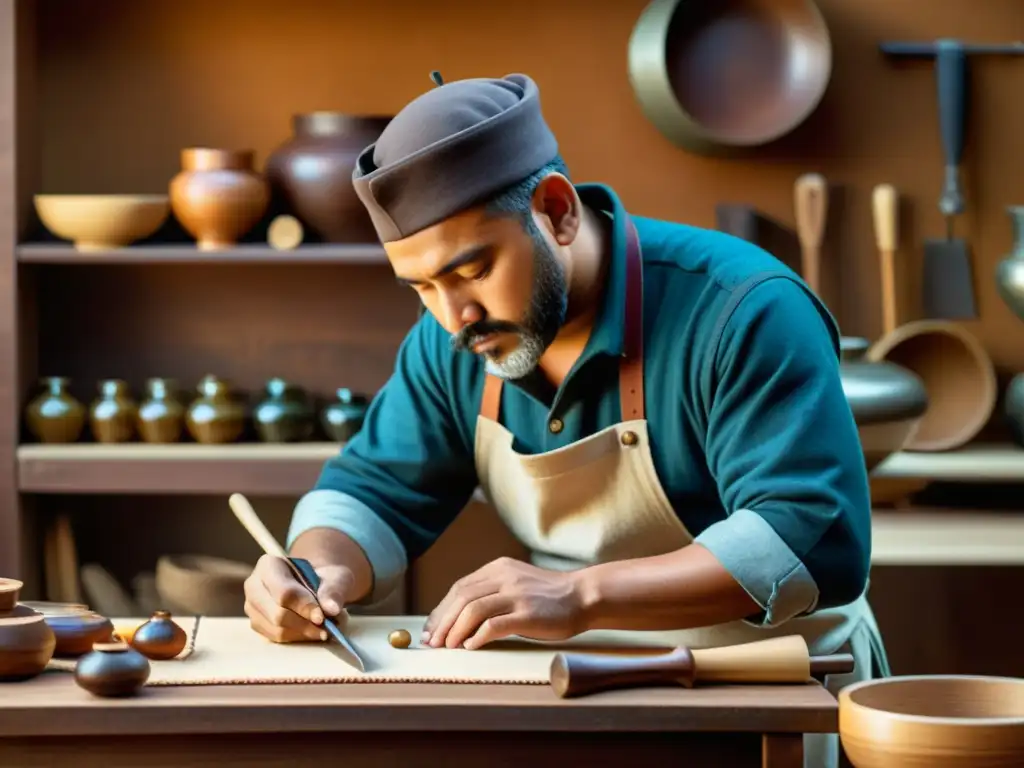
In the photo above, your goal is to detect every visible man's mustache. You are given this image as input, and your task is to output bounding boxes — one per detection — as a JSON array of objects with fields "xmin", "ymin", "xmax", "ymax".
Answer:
[{"xmin": 451, "ymin": 320, "xmax": 523, "ymax": 352}]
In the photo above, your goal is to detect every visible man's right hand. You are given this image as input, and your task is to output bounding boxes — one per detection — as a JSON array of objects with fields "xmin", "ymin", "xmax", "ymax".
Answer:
[{"xmin": 243, "ymin": 554, "xmax": 356, "ymax": 643}]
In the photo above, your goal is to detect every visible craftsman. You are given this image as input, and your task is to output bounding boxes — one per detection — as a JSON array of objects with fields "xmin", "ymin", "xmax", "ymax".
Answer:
[{"xmin": 243, "ymin": 72, "xmax": 888, "ymax": 767}]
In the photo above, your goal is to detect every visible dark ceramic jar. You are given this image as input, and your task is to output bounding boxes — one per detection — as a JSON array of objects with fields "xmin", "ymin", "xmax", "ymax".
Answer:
[
  {"xmin": 265, "ymin": 113, "xmax": 392, "ymax": 243},
  {"xmin": 1004, "ymin": 373, "xmax": 1024, "ymax": 447},
  {"xmin": 74, "ymin": 641, "xmax": 150, "ymax": 697},
  {"xmin": 131, "ymin": 610, "xmax": 187, "ymax": 660},
  {"xmin": 321, "ymin": 388, "xmax": 369, "ymax": 442},
  {"xmin": 137, "ymin": 378, "xmax": 186, "ymax": 444},
  {"xmin": 840, "ymin": 337, "xmax": 929, "ymax": 471},
  {"xmin": 25, "ymin": 376, "xmax": 86, "ymax": 443},
  {"xmin": 89, "ymin": 379, "xmax": 137, "ymax": 443},
  {"xmin": 253, "ymin": 378, "xmax": 315, "ymax": 443},
  {"xmin": 185, "ymin": 375, "xmax": 245, "ymax": 444}
]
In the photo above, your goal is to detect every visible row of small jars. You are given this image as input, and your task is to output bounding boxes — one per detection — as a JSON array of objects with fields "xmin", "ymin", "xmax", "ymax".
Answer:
[{"xmin": 24, "ymin": 374, "xmax": 370, "ymax": 445}]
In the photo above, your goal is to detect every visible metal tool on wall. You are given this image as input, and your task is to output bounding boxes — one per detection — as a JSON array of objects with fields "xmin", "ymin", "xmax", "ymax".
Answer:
[{"xmin": 880, "ymin": 39, "xmax": 1024, "ymax": 320}]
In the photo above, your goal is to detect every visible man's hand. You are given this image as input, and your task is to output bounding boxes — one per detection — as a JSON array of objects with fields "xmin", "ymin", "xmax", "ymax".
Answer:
[
  {"xmin": 422, "ymin": 557, "xmax": 588, "ymax": 650},
  {"xmin": 243, "ymin": 554, "xmax": 356, "ymax": 643}
]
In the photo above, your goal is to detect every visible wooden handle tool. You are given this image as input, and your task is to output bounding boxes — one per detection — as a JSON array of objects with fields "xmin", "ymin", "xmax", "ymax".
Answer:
[
  {"xmin": 872, "ymin": 184, "xmax": 899, "ymax": 336},
  {"xmin": 794, "ymin": 173, "xmax": 829, "ymax": 296},
  {"xmin": 549, "ymin": 634, "xmax": 855, "ymax": 699},
  {"xmin": 228, "ymin": 493, "xmax": 288, "ymax": 558}
]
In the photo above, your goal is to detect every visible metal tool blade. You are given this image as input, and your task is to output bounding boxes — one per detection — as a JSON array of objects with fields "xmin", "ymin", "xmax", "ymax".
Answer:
[{"xmin": 286, "ymin": 556, "xmax": 366, "ymax": 672}]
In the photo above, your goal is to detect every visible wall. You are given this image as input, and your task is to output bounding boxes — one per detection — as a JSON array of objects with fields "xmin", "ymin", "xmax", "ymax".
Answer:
[{"xmin": 26, "ymin": 0, "xmax": 1024, "ymax": 674}]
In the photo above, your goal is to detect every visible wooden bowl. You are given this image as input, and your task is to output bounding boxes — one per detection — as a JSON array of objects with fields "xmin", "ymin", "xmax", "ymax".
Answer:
[
  {"xmin": 0, "ymin": 614, "xmax": 57, "ymax": 681},
  {"xmin": 19, "ymin": 600, "xmax": 90, "ymax": 616},
  {"xmin": 840, "ymin": 675, "xmax": 1024, "ymax": 767},
  {"xmin": 46, "ymin": 613, "xmax": 116, "ymax": 658},
  {"xmin": 155, "ymin": 554, "xmax": 251, "ymax": 616},
  {"xmin": 34, "ymin": 194, "xmax": 170, "ymax": 251},
  {"xmin": 0, "ymin": 578, "xmax": 23, "ymax": 612},
  {"xmin": 627, "ymin": 0, "xmax": 832, "ymax": 154}
]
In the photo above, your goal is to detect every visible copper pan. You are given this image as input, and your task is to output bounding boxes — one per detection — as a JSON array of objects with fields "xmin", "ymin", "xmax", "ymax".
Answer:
[{"xmin": 627, "ymin": 0, "xmax": 832, "ymax": 155}]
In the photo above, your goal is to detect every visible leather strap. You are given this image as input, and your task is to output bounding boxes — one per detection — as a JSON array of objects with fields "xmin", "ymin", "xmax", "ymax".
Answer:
[{"xmin": 479, "ymin": 214, "xmax": 645, "ymax": 423}]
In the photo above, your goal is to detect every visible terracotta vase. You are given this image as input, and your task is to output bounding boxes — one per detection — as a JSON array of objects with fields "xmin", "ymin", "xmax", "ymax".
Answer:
[
  {"xmin": 321, "ymin": 387, "xmax": 370, "ymax": 442},
  {"xmin": 89, "ymin": 379, "xmax": 138, "ymax": 443},
  {"xmin": 0, "ymin": 613, "xmax": 56, "ymax": 681},
  {"xmin": 74, "ymin": 641, "xmax": 150, "ymax": 697},
  {"xmin": 185, "ymin": 375, "xmax": 245, "ymax": 444},
  {"xmin": 25, "ymin": 376, "xmax": 85, "ymax": 443},
  {"xmin": 253, "ymin": 378, "xmax": 315, "ymax": 443},
  {"xmin": 169, "ymin": 148, "xmax": 269, "ymax": 251},
  {"xmin": 130, "ymin": 610, "xmax": 187, "ymax": 660},
  {"xmin": 265, "ymin": 113, "xmax": 392, "ymax": 243},
  {"xmin": 137, "ymin": 378, "xmax": 185, "ymax": 443},
  {"xmin": 996, "ymin": 205, "xmax": 1024, "ymax": 321}
]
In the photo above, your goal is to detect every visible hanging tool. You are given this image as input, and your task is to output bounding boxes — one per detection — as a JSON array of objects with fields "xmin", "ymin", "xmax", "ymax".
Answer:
[
  {"xmin": 880, "ymin": 39, "xmax": 1024, "ymax": 319},
  {"xmin": 793, "ymin": 172, "xmax": 828, "ymax": 298}
]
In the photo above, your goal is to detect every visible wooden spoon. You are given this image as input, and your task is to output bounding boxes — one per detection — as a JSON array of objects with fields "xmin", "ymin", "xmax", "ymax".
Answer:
[
  {"xmin": 794, "ymin": 173, "xmax": 828, "ymax": 296},
  {"xmin": 872, "ymin": 184, "xmax": 899, "ymax": 336}
]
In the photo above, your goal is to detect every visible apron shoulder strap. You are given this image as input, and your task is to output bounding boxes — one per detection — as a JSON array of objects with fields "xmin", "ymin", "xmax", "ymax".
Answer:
[{"xmin": 480, "ymin": 371, "xmax": 503, "ymax": 422}]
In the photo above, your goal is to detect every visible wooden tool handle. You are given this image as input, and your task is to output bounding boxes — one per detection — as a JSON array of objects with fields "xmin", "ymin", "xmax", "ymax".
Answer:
[
  {"xmin": 228, "ymin": 493, "xmax": 288, "ymax": 558},
  {"xmin": 550, "ymin": 634, "xmax": 853, "ymax": 699},
  {"xmin": 872, "ymin": 184, "xmax": 899, "ymax": 336},
  {"xmin": 794, "ymin": 173, "xmax": 828, "ymax": 295}
]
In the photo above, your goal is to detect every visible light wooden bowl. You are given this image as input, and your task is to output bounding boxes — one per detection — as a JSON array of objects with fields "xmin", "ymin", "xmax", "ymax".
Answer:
[
  {"xmin": 155, "ymin": 554, "xmax": 251, "ymax": 616},
  {"xmin": 34, "ymin": 194, "xmax": 170, "ymax": 251},
  {"xmin": 840, "ymin": 675, "xmax": 1024, "ymax": 767}
]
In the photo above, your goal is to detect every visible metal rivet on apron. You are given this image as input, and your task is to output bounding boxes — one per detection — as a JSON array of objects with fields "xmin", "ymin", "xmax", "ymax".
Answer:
[
  {"xmin": 548, "ymin": 418, "xmax": 564, "ymax": 434},
  {"xmin": 621, "ymin": 430, "xmax": 639, "ymax": 446}
]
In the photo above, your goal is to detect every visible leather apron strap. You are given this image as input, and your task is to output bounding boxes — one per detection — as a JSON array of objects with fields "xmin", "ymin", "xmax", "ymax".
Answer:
[{"xmin": 480, "ymin": 215, "xmax": 645, "ymax": 422}]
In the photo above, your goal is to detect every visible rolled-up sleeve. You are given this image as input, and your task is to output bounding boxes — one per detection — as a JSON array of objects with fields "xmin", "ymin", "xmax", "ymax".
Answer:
[
  {"xmin": 287, "ymin": 316, "xmax": 478, "ymax": 604},
  {"xmin": 694, "ymin": 275, "xmax": 872, "ymax": 628}
]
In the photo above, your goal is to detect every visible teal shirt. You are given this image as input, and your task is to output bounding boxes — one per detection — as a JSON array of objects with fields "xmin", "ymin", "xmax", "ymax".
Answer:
[{"xmin": 288, "ymin": 184, "xmax": 872, "ymax": 626}]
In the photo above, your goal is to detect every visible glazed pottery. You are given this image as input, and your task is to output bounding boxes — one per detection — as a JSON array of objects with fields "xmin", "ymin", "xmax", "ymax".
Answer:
[
  {"xmin": 89, "ymin": 379, "xmax": 137, "ymax": 443},
  {"xmin": 840, "ymin": 337, "xmax": 928, "ymax": 472},
  {"xmin": 169, "ymin": 148, "xmax": 269, "ymax": 251},
  {"xmin": 253, "ymin": 378, "xmax": 315, "ymax": 443},
  {"xmin": 137, "ymin": 378, "xmax": 186, "ymax": 443},
  {"xmin": 321, "ymin": 388, "xmax": 370, "ymax": 442},
  {"xmin": 25, "ymin": 377, "xmax": 86, "ymax": 443},
  {"xmin": 839, "ymin": 675, "xmax": 1024, "ymax": 767},
  {"xmin": 155, "ymin": 554, "xmax": 250, "ymax": 616},
  {"xmin": 46, "ymin": 613, "xmax": 115, "ymax": 658},
  {"xmin": 0, "ymin": 578, "xmax": 23, "ymax": 612},
  {"xmin": 996, "ymin": 205, "xmax": 1024, "ymax": 321},
  {"xmin": 185, "ymin": 375, "xmax": 245, "ymax": 444},
  {"xmin": 33, "ymin": 194, "xmax": 170, "ymax": 251},
  {"xmin": 74, "ymin": 641, "xmax": 150, "ymax": 697},
  {"xmin": 1005, "ymin": 373, "xmax": 1024, "ymax": 447},
  {"xmin": 131, "ymin": 610, "xmax": 187, "ymax": 660},
  {"xmin": 0, "ymin": 613, "xmax": 57, "ymax": 681},
  {"xmin": 264, "ymin": 113, "xmax": 392, "ymax": 242}
]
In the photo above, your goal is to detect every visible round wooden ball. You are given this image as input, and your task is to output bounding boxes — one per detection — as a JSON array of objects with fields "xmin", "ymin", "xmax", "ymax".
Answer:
[{"xmin": 388, "ymin": 629, "xmax": 412, "ymax": 649}]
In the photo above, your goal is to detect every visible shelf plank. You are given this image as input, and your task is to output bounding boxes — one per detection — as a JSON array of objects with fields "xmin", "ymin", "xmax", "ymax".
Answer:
[
  {"xmin": 16, "ymin": 243, "xmax": 389, "ymax": 265},
  {"xmin": 872, "ymin": 444, "xmax": 1024, "ymax": 482},
  {"xmin": 871, "ymin": 510, "xmax": 1024, "ymax": 566}
]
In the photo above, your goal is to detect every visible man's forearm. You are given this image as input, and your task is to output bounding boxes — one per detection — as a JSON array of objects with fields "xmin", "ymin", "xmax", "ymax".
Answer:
[
  {"xmin": 288, "ymin": 527, "xmax": 374, "ymax": 604},
  {"xmin": 574, "ymin": 543, "xmax": 762, "ymax": 632}
]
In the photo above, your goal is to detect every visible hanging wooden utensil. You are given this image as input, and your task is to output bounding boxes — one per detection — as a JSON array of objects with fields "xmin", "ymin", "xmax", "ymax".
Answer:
[
  {"xmin": 872, "ymin": 184, "xmax": 900, "ymax": 337},
  {"xmin": 550, "ymin": 634, "xmax": 854, "ymax": 699},
  {"xmin": 794, "ymin": 173, "xmax": 828, "ymax": 297}
]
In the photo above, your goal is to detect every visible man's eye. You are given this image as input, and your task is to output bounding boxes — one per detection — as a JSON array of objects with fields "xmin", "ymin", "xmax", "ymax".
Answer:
[{"xmin": 471, "ymin": 265, "xmax": 492, "ymax": 281}]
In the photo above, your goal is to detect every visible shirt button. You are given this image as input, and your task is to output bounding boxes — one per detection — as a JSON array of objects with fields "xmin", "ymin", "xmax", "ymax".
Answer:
[
  {"xmin": 548, "ymin": 418, "xmax": 564, "ymax": 434},
  {"xmin": 621, "ymin": 430, "xmax": 639, "ymax": 446}
]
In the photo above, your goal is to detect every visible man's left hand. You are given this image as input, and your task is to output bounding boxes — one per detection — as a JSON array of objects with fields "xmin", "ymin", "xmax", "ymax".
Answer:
[{"xmin": 421, "ymin": 557, "xmax": 588, "ymax": 650}]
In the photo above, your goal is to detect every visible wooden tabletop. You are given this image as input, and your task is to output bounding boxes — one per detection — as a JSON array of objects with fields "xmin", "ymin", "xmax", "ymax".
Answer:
[{"xmin": 0, "ymin": 672, "xmax": 838, "ymax": 738}]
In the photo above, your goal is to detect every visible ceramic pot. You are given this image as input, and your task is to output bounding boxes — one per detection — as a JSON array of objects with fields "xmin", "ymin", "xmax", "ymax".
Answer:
[
  {"xmin": 1004, "ymin": 373, "xmax": 1024, "ymax": 448},
  {"xmin": 185, "ymin": 375, "xmax": 245, "ymax": 444},
  {"xmin": 46, "ymin": 612, "xmax": 115, "ymax": 658},
  {"xmin": 74, "ymin": 641, "xmax": 150, "ymax": 697},
  {"xmin": 996, "ymin": 206, "xmax": 1024, "ymax": 321},
  {"xmin": 137, "ymin": 378, "xmax": 186, "ymax": 443},
  {"xmin": 25, "ymin": 376, "xmax": 86, "ymax": 443},
  {"xmin": 130, "ymin": 610, "xmax": 187, "ymax": 660},
  {"xmin": 0, "ymin": 613, "xmax": 57, "ymax": 681},
  {"xmin": 265, "ymin": 113, "xmax": 392, "ymax": 243},
  {"xmin": 840, "ymin": 337, "xmax": 928, "ymax": 472},
  {"xmin": 89, "ymin": 379, "xmax": 137, "ymax": 443},
  {"xmin": 155, "ymin": 554, "xmax": 251, "ymax": 617},
  {"xmin": 253, "ymin": 378, "xmax": 315, "ymax": 443},
  {"xmin": 169, "ymin": 148, "xmax": 269, "ymax": 251},
  {"xmin": 0, "ymin": 577, "xmax": 22, "ymax": 612},
  {"xmin": 321, "ymin": 387, "xmax": 369, "ymax": 442}
]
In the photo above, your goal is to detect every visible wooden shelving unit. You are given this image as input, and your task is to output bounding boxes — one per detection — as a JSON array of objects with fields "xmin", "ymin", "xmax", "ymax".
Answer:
[{"xmin": 16, "ymin": 243, "xmax": 388, "ymax": 265}]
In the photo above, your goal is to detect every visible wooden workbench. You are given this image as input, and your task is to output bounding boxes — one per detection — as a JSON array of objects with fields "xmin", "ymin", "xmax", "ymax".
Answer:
[{"xmin": 0, "ymin": 672, "xmax": 837, "ymax": 767}]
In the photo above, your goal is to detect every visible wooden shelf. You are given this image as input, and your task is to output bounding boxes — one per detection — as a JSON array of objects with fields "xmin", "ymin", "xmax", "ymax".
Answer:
[
  {"xmin": 871, "ymin": 510, "xmax": 1024, "ymax": 566},
  {"xmin": 872, "ymin": 444, "xmax": 1024, "ymax": 482},
  {"xmin": 17, "ymin": 443, "xmax": 489, "ymax": 503},
  {"xmin": 16, "ymin": 243, "xmax": 389, "ymax": 265}
]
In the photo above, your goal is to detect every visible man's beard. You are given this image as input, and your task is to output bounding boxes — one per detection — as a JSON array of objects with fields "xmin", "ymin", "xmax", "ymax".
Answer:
[{"xmin": 450, "ymin": 226, "xmax": 568, "ymax": 380}]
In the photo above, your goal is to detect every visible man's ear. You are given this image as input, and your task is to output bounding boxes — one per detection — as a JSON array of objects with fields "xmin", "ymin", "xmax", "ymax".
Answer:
[{"xmin": 531, "ymin": 173, "xmax": 581, "ymax": 246}]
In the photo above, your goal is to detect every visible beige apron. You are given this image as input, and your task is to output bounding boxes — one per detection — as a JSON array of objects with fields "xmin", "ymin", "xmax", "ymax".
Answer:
[{"xmin": 474, "ymin": 216, "xmax": 888, "ymax": 768}]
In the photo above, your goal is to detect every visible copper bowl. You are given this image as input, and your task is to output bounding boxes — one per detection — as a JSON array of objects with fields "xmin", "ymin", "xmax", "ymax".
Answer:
[
  {"xmin": 840, "ymin": 675, "xmax": 1024, "ymax": 767},
  {"xmin": 627, "ymin": 0, "xmax": 832, "ymax": 154}
]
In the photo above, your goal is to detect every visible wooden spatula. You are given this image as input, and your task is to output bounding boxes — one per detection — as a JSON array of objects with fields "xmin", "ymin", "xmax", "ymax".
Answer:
[
  {"xmin": 794, "ymin": 173, "xmax": 828, "ymax": 297},
  {"xmin": 872, "ymin": 184, "xmax": 900, "ymax": 336}
]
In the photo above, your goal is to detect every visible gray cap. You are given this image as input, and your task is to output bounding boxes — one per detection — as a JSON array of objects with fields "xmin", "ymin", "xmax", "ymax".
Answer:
[{"xmin": 352, "ymin": 72, "xmax": 559, "ymax": 243}]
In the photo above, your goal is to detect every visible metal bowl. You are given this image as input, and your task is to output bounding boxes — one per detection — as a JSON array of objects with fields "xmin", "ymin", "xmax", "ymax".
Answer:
[{"xmin": 627, "ymin": 0, "xmax": 832, "ymax": 154}]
